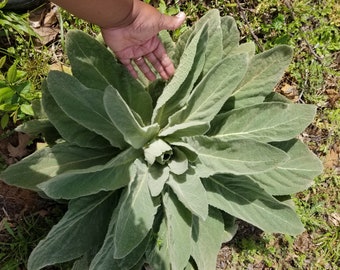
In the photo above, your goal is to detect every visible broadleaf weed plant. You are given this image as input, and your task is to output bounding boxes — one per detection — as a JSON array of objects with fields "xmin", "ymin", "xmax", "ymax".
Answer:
[
  {"xmin": 1, "ymin": 10, "xmax": 323, "ymax": 270},
  {"xmin": 0, "ymin": 56, "xmax": 39, "ymax": 129}
]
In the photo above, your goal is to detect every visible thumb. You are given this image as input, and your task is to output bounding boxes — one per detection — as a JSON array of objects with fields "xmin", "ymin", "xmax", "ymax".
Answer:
[{"xmin": 159, "ymin": 11, "xmax": 186, "ymax": 31}]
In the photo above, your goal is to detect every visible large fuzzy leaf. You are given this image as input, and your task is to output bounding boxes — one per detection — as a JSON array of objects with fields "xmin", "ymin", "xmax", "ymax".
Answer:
[
  {"xmin": 249, "ymin": 139, "xmax": 323, "ymax": 195},
  {"xmin": 143, "ymin": 139, "xmax": 172, "ymax": 165},
  {"xmin": 171, "ymin": 28, "xmax": 193, "ymax": 66},
  {"xmin": 152, "ymin": 24, "xmax": 208, "ymax": 127},
  {"xmin": 220, "ymin": 15, "xmax": 241, "ymax": 55},
  {"xmin": 46, "ymin": 71, "xmax": 126, "ymax": 148},
  {"xmin": 163, "ymin": 189, "xmax": 192, "ymax": 270},
  {"xmin": 39, "ymin": 165, "xmax": 133, "ymax": 200},
  {"xmin": 159, "ymin": 30, "xmax": 176, "ymax": 64},
  {"xmin": 171, "ymin": 9, "xmax": 223, "ymax": 69},
  {"xmin": 42, "ymin": 80, "xmax": 110, "ymax": 149},
  {"xmin": 159, "ymin": 121, "xmax": 210, "ymax": 138},
  {"xmin": 228, "ymin": 41, "xmax": 256, "ymax": 58},
  {"xmin": 37, "ymin": 148, "xmax": 140, "ymax": 199},
  {"xmin": 191, "ymin": 207, "xmax": 225, "ymax": 270},
  {"xmin": 191, "ymin": 9, "xmax": 223, "ymax": 74},
  {"xmin": 147, "ymin": 164, "xmax": 170, "ymax": 197},
  {"xmin": 167, "ymin": 170, "xmax": 208, "ymax": 220},
  {"xmin": 66, "ymin": 30, "xmax": 153, "ymax": 123},
  {"xmin": 185, "ymin": 136, "xmax": 289, "ymax": 176},
  {"xmin": 146, "ymin": 215, "xmax": 171, "ymax": 270},
  {"xmin": 166, "ymin": 53, "xmax": 248, "ymax": 130},
  {"xmin": 209, "ymin": 102, "xmax": 316, "ymax": 142},
  {"xmin": 167, "ymin": 147, "xmax": 189, "ymax": 175},
  {"xmin": 113, "ymin": 160, "xmax": 159, "ymax": 259},
  {"xmin": 90, "ymin": 206, "xmax": 150, "ymax": 270},
  {"xmin": 203, "ymin": 175, "xmax": 305, "ymax": 235},
  {"xmin": 103, "ymin": 86, "xmax": 159, "ymax": 149},
  {"xmin": 1, "ymin": 143, "xmax": 114, "ymax": 190},
  {"xmin": 222, "ymin": 45, "xmax": 293, "ymax": 111},
  {"xmin": 27, "ymin": 192, "xmax": 116, "ymax": 270},
  {"xmin": 89, "ymin": 204, "xmax": 119, "ymax": 270}
]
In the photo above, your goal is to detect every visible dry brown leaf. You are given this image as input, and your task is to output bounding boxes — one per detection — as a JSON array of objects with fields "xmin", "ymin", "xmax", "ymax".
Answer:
[
  {"xmin": 328, "ymin": 213, "xmax": 340, "ymax": 227},
  {"xmin": 279, "ymin": 83, "xmax": 299, "ymax": 102},
  {"xmin": 29, "ymin": 3, "xmax": 59, "ymax": 45},
  {"xmin": 325, "ymin": 89, "xmax": 340, "ymax": 108},
  {"xmin": 7, "ymin": 133, "xmax": 31, "ymax": 159}
]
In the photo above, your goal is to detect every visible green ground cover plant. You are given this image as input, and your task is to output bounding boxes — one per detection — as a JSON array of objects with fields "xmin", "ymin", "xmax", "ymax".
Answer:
[
  {"xmin": 0, "ymin": 56, "xmax": 38, "ymax": 129},
  {"xmin": 0, "ymin": 0, "xmax": 37, "ymax": 51},
  {"xmin": 1, "ymin": 10, "xmax": 323, "ymax": 270}
]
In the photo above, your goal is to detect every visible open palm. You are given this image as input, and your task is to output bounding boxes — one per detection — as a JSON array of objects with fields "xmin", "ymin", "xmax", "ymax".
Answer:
[{"xmin": 101, "ymin": 1, "xmax": 185, "ymax": 81}]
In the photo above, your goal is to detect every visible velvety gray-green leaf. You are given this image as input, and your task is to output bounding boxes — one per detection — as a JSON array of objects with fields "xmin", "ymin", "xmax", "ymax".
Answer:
[
  {"xmin": 104, "ymin": 85, "xmax": 159, "ymax": 149},
  {"xmin": 89, "ymin": 205, "xmax": 119, "ymax": 270},
  {"xmin": 210, "ymin": 102, "xmax": 316, "ymax": 142},
  {"xmin": 152, "ymin": 24, "xmax": 208, "ymax": 127},
  {"xmin": 222, "ymin": 212, "xmax": 238, "ymax": 243},
  {"xmin": 146, "ymin": 216, "xmax": 171, "ymax": 270},
  {"xmin": 47, "ymin": 71, "xmax": 126, "ymax": 148},
  {"xmin": 114, "ymin": 160, "xmax": 159, "ymax": 259},
  {"xmin": 191, "ymin": 207, "xmax": 225, "ymax": 270},
  {"xmin": 27, "ymin": 192, "xmax": 116, "ymax": 270},
  {"xmin": 66, "ymin": 30, "xmax": 153, "ymax": 123},
  {"xmin": 38, "ymin": 160, "xmax": 136, "ymax": 200},
  {"xmin": 167, "ymin": 141, "xmax": 198, "ymax": 162},
  {"xmin": 220, "ymin": 15, "xmax": 240, "ymax": 55},
  {"xmin": 185, "ymin": 136, "xmax": 289, "ymax": 176},
  {"xmin": 249, "ymin": 139, "xmax": 323, "ymax": 195},
  {"xmin": 143, "ymin": 139, "xmax": 172, "ymax": 165},
  {"xmin": 115, "ymin": 234, "xmax": 150, "ymax": 270},
  {"xmin": 172, "ymin": 28, "xmax": 192, "ymax": 66},
  {"xmin": 203, "ymin": 175, "xmax": 305, "ymax": 235},
  {"xmin": 159, "ymin": 30, "xmax": 176, "ymax": 63},
  {"xmin": 191, "ymin": 9, "xmax": 223, "ymax": 74},
  {"xmin": 147, "ymin": 164, "xmax": 170, "ymax": 197},
  {"xmin": 222, "ymin": 45, "xmax": 293, "ymax": 111},
  {"xmin": 167, "ymin": 171, "xmax": 208, "ymax": 220},
  {"xmin": 168, "ymin": 53, "xmax": 248, "ymax": 126},
  {"xmin": 1, "ymin": 143, "xmax": 114, "ymax": 190},
  {"xmin": 42, "ymin": 80, "xmax": 110, "ymax": 148},
  {"xmin": 228, "ymin": 41, "xmax": 255, "ymax": 58},
  {"xmin": 159, "ymin": 121, "xmax": 210, "ymax": 138},
  {"xmin": 167, "ymin": 148, "xmax": 189, "ymax": 175},
  {"xmin": 264, "ymin": 91, "xmax": 292, "ymax": 103},
  {"xmin": 163, "ymin": 189, "xmax": 192, "ymax": 270},
  {"xmin": 91, "ymin": 205, "xmax": 150, "ymax": 270}
]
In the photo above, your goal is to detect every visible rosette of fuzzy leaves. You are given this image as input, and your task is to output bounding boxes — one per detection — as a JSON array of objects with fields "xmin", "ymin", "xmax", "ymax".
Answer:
[{"xmin": 1, "ymin": 10, "xmax": 322, "ymax": 270}]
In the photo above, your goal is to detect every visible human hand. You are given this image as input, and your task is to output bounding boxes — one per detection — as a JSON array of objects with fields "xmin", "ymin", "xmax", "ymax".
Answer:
[{"xmin": 101, "ymin": 0, "xmax": 185, "ymax": 81}]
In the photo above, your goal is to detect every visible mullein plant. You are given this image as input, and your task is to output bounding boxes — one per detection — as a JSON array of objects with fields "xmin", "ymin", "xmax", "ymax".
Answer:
[{"xmin": 1, "ymin": 10, "xmax": 322, "ymax": 270}]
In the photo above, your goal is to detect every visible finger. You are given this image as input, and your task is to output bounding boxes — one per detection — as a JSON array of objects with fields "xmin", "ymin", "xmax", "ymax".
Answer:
[
  {"xmin": 134, "ymin": 57, "xmax": 156, "ymax": 81},
  {"xmin": 152, "ymin": 41, "xmax": 175, "ymax": 78},
  {"xmin": 159, "ymin": 12, "xmax": 186, "ymax": 31},
  {"xmin": 146, "ymin": 53, "xmax": 169, "ymax": 80},
  {"xmin": 120, "ymin": 58, "xmax": 138, "ymax": 79}
]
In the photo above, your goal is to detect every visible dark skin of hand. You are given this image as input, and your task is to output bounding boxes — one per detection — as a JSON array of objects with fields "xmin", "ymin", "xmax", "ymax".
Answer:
[{"xmin": 53, "ymin": 0, "xmax": 186, "ymax": 81}]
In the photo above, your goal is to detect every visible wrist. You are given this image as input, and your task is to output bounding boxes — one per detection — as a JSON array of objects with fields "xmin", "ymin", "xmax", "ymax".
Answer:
[{"xmin": 101, "ymin": 0, "xmax": 139, "ymax": 30}]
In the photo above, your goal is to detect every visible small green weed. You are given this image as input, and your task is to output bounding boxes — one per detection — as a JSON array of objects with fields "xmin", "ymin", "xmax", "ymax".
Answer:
[
  {"xmin": 0, "ymin": 1, "xmax": 38, "ymax": 60},
  {"xmin": 0, "ymin": 56, "xmax": 40, "ymax": 129}
]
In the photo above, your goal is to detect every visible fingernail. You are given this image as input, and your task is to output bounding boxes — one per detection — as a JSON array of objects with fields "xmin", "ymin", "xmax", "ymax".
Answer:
[{"xmin": 176, "ymin": 11, "xmax": 185, "ymax": 18}]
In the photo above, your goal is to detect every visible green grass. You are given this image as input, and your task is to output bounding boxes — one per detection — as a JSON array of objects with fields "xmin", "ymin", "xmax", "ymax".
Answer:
[
  {"xmin": 0, "ymin": 0, "xmax": 339, "ymax": 269},
  {"xmin": 0, "ymin": 207, "xmax": 65, "ymax": 269}
]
